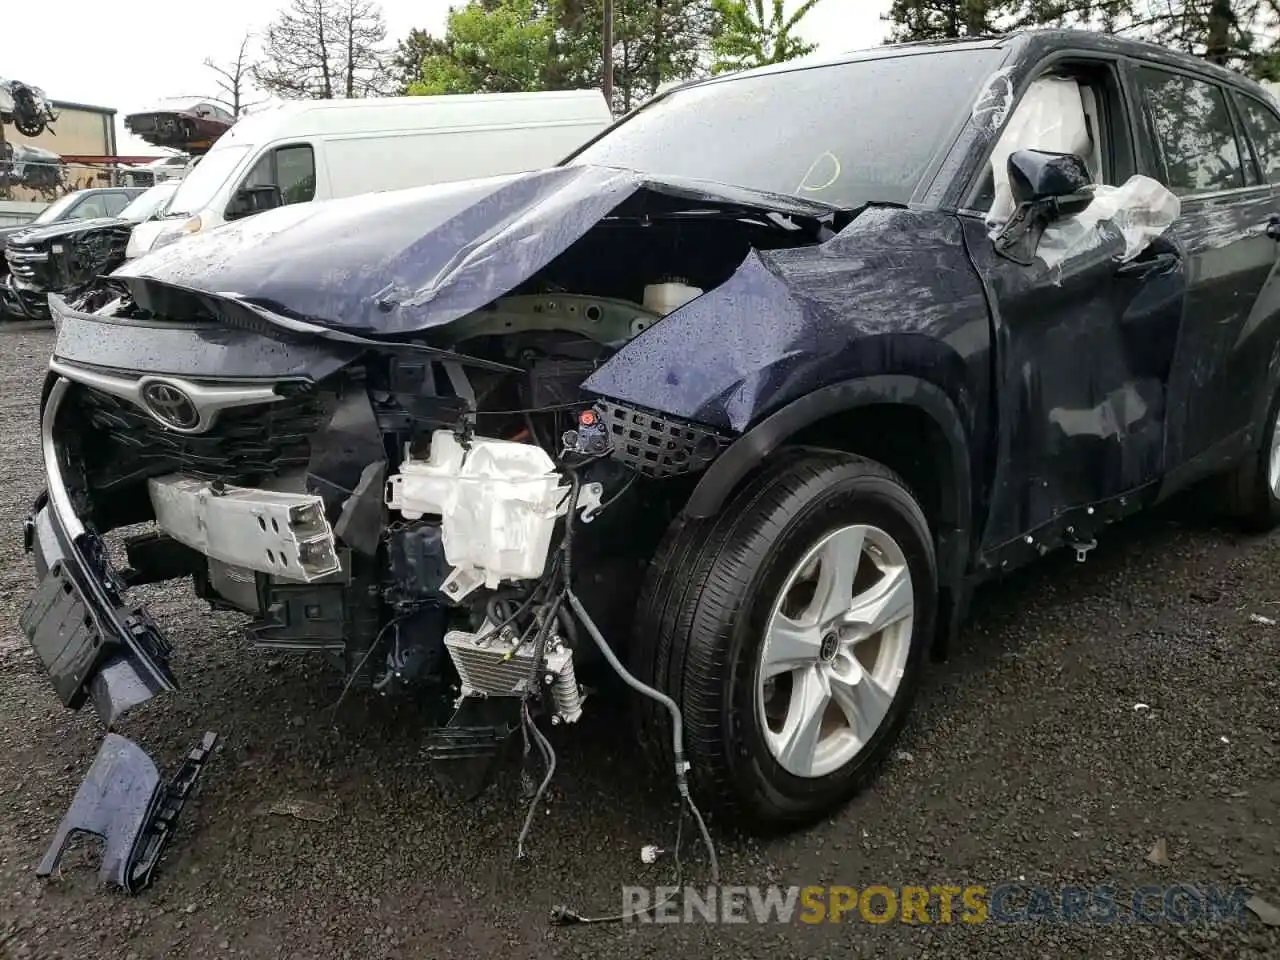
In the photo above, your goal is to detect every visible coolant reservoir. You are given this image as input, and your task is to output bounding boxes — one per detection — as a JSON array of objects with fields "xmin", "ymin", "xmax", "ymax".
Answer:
[{"xmin": 643, "ymin": 281, "xmax": 702, "ymax": 316}]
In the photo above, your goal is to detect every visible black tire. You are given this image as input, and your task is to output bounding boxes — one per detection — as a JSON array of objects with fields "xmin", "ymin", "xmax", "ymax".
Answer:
[
  {"xmin": 631, "ymin": 451, "xmax": 937, "ymax": 833},
  {"xmin": 1224, "ymin": 389, "xmax": 1280, "ymax": 531}
]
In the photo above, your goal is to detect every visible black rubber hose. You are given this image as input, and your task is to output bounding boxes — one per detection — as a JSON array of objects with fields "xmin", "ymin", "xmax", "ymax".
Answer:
[
  {"xmin": 563, "ymin": 588, "xmax": 719, "ymax": 886},
  {"xmin": 561, "ymin": 470, "xmax": 581, "ymax": 584},
  {"xmin": 555, "ymin": 603, "xmax": 579, "ymax": 646}
]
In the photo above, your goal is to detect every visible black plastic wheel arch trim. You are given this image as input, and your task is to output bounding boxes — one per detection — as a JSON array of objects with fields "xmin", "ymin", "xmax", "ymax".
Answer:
[
  {"xmin": 680, "ymin": 375, "xmax": 972, "ymax": 535},
  {"xmin": 678, "ymin": 375, "xmax": 974, "ymax": 656}
]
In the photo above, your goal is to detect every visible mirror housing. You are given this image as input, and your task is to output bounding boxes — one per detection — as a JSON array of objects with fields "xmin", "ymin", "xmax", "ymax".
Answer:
[
  {"xmin": 995, "ymin": 149, "xmax": 1095, "ymax": 265},
  {"xmin": 226, "ymin": 184, "xmax": 282, "ymax": 221},
  {"xmin": 1009, "ymin": 149, "xmax": 1094, "ymax": 216}
]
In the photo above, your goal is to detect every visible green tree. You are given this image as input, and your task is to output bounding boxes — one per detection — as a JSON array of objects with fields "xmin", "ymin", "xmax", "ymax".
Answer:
[
  {"xmin": 400, "ymin": 0, "xmax": 720, "ymax": 113},
  {"xmin": 885, "ymin": 0, "xmax": 1014, "ymax": 40},
  {"xmin": 885, "ymin": 1, "xmax": 1280, "ymax": 78},
  {"xmin": 612, "ymin": 0, "xmax": 721, "ymax": 108},
  {"xmin": 408, "ymin": 0, "xmax": 553, "ymax": 94},
  {"xmin": 710, "ymin": 0, "xmax": 822, "ymax": 74},
  {"xmin": 391, "ymin": 27, "xmax": 450, "ymax": 93}
]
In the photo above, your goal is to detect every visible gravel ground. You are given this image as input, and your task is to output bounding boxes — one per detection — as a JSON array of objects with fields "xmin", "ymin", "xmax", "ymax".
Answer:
[{"xmin": 0, "ymin": 325, "xmax": 1277, "ymax": 959}]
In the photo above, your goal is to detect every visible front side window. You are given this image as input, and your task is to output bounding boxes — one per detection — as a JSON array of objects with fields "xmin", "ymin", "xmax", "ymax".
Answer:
[
  {"xmin": 73, "ymin": 195, "xmax": 108, "ymax": 219},
  {"xmin": 1235, "ymin": 93, "xmax": 1280, "ymax": 184},
  {"xmin": 164, "ymin": 144, "xmax": 253, "ymax": 218},
  {"xmin": 242, "ymin": 144, "xmax": 316, "ymax": 206},
  {"xmin": 31, "ymin": 192, "xmax": 80, "ymax": 224},
  {"xmin": 978, "ymin": 71, "xmax": 1113, "ymax": 222},
  {"xmin": 102, "ymin": 192, "xmax": 132, "ymax": 217},
  {"xmin": 1134, "ymin": 67, "xmax": 1244, "ymax": 196}
]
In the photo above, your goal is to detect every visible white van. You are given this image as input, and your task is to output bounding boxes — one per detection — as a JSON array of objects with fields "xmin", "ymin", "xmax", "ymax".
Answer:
[{"xmin": 129, "ymin": 89, "xmax": 614, "ymax": 258}]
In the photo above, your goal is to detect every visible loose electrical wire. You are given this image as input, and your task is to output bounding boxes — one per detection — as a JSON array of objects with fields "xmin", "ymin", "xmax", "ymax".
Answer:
[
  {"xmin": 564, "ymin": 589, "xmax": 720, "ymax": 888},
  {"xmin": 593, "ymin": 474, "xmax": 636, "ymax": 515},
  {"xmin": 514, "ymin": 475, "xmax": 580, "ymax": 861},
  {"xmin": 516, "ymin": 700, "xmax": 558, "ymax": 861},
  {"xmin": 330, "ymin": 614, "xmax": 407, "ymax": 713},
  {"xmin": 550, "ymin": 805, "xmax": 688, "ymax": 924},
  {"xmin": 508, "ymin": 459, "xmax": 721, "ymax": 924},
  {"xmin": 474, "ymin": 401, "xmax": 589, "ymax": 416}
]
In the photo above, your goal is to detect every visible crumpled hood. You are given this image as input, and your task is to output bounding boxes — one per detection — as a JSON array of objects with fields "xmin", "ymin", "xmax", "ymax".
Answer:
[
  {"xmin": 7, "ymin": 217, "xmax": 131, "ymax": 248},
  {"xmin": 111, "ymin": 164, "xmax": 841, "ymax": 336},
  {"xmin": 0, "ymin": 223, "xmax": 34, "ymax": 247}
]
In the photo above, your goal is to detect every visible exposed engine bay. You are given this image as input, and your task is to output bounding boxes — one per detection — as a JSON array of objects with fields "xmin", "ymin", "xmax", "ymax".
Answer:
[
  {"xmin": 27, "ymin": 160, "xmax": 874, "ymax": 903},
  {"xmin": 43, "ymin": 192, "xmax": 826, "ymax": 840},
  {"xmin": 68, "ymin": 287, "xmax": 694, "ymax": 713}
]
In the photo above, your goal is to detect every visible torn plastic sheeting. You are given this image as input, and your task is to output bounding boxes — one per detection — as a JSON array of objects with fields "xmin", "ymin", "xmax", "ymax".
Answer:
[
  {"xmin": 971, "ymin": 67, "xmax": 1015, "ymax": 135},
  {"xmin": 987, "ymin": 75, "xmax": 1093, "ymax": 226},
  {"xmin": 1035, "ymin": 176, "xmax": 1181, "ymax": 271},
  {"xmin": 1048, "ymin": 382, "xmax": 1148, "ymax": 440}
]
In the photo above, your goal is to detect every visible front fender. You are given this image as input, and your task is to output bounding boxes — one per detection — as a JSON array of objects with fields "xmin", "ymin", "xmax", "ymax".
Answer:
[{"xmin": 581, "ymin": 208, "xmax": 990, "ymax": 437}]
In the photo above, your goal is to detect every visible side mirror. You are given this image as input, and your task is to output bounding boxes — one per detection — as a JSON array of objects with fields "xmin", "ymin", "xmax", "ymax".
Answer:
[
  {"xmin": 1008, "ymin": 149, "xmax": 1094, "ymax": 216},
  {"xmin": 226, "ymin": 184, "xmax": 282, "ymax": 220},
  {"xmin": 995, "ymin": 149, "xmax": 1095, "ymax": 265}
]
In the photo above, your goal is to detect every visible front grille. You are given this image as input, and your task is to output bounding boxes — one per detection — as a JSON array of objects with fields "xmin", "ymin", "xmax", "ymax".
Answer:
[
  {"xmin": 73, "ymin": 384, "xmax": 333, "ymax": 490},
  {"xmin": 5, "ymin": 244, "xmax": 47, "ymax": 285}
]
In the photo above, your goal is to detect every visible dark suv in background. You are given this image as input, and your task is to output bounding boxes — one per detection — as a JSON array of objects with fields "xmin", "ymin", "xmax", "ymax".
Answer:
[
  {"xmin": 0, "ymin": 187, "xmax": 142, "ymax": 319},
  {"xmin": 20, "ymin": 30, "xmax": 1280, "ymax": 891}
]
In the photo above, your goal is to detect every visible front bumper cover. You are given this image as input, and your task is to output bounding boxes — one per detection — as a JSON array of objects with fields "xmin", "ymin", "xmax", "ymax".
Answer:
[
  {"xmin": 20, "ymin": 377, "xmax": 217, "ymax": 892},
  {"xmin": 2, "ymin": 274, "xmax": 49, "ymax": 321}
]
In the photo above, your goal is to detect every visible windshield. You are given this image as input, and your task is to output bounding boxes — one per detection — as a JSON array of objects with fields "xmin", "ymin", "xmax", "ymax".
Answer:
[
  {"xmin": 164, "ymin": 144, "xmax": 252, "ymax": 217},
  {"xmin": 568, "ymin": 48, "xmax": 1005, "ymax": 208},
  {"xmin": 119, "ymin": 182, "xmax": 179, "ymax": 223},
  {"xmin": 32, "ymin": 192, "xmax": 82, "ymax": 225}
]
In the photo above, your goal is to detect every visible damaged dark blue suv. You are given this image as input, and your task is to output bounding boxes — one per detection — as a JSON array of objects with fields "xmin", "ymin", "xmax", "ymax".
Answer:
[{"xmin": 22, "ymin": 29, "xmax": 1280, "ymax": 889}]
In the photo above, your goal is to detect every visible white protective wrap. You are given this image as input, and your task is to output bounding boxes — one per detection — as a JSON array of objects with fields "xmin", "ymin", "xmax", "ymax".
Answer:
[
  {"xmin": 985, "ymin": 75, "xmax": 1181, "ymax": 271},
  {"xmin": 1036, "ymin": 175, "xmax": 1181, "ymax": 271}
]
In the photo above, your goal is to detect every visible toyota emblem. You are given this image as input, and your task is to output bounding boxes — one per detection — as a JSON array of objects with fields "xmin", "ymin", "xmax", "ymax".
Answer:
[{"xmin": 141, "ymin": 382, "xmax": 200, "ymax": 430}]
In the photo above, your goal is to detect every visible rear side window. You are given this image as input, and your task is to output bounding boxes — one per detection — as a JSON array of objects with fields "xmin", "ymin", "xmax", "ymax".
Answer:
[
  {"xmin": 1133, "ymin": 67, "xmax": 1245, "ymax": 195},
  {"xmin": 1235, "ymin": 93, "xmax": 1280, "ymax": 184}
]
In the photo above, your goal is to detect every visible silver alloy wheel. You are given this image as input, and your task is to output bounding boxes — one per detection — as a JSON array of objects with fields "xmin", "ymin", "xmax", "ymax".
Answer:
[
  {"xmin": 1269, "ymin": 407, "xmax": 1280, "ymax": 498},
  {"xmin": 756, "ymin": 524, "xmax": 915, "ymax": 779}
]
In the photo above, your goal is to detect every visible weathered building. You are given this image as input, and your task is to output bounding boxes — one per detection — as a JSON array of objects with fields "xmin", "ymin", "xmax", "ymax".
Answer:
[{"xmin": 3, "ymin": 99, "xmax": 118, "ymax": 201}]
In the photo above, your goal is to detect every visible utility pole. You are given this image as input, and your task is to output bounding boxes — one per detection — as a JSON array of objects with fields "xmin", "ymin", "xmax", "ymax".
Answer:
[
  {"xmin": 602, "ymin": 0, "xmax": 614, "ymax": 111},
  {"xmin": 0, "ymin": 120, "xmax": 8, "ymax": 200}
]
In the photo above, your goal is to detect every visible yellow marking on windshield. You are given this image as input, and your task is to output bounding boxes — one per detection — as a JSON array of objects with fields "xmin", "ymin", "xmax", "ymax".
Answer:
[{"xmin": 797, "ymin": 152, "xmax": 841, "ymax": 193}]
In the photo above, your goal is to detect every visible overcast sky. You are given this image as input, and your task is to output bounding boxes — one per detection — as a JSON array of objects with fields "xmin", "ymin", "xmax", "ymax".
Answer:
[{"xmin": 0, "ymin": 0, "xmax": 893, "ymax": 157}]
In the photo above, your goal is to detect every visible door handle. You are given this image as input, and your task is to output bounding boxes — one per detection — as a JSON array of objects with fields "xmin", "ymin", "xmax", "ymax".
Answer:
[{"xmin": 1115, "ymin": 251, "xmax": 1179, "ymax": 279}]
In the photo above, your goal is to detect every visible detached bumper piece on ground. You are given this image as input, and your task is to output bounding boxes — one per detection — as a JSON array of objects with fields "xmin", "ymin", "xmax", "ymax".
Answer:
[
  {"xmin": 21, "ymin": 392, "xmax": 222, "ymax": 891},
  {"xmin": 35, "ymin": 733, "xmax": 218, "ymax": 893}
]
